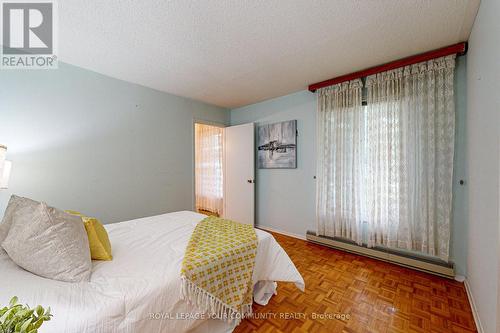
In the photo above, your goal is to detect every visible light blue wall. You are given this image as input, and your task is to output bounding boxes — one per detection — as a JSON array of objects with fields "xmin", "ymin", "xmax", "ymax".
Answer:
[
  {"xmin": 231, "ymin": 91, "xmax": 317, "ymax": 238},
  {"xmin": 0, "ymin": 63, "xmax": 229, "ymax": 224},
  {"xmin": 451, "ymin": 56, "xmax": 468, "ymax": 277},
  {"xmin": 231, "ymin": 57, "xmax": 468, "ymax": 275},
  {"xmin": 465, "ymin": 0, "xmax": 500, "ymax": 330}
]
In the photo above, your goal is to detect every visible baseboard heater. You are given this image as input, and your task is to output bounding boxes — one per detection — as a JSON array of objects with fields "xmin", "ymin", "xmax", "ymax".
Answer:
[{"xmin": 306, "ymin": 231, "xmax": 454, "ymax": 278}]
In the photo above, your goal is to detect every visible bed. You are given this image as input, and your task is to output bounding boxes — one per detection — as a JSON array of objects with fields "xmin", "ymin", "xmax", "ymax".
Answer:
[{"xmin": 0, "ymin": 211, "xmax": 304, "ymax": 333}]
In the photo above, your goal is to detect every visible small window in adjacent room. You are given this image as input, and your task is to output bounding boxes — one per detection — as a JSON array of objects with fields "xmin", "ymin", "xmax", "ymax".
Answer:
[{"xmin": 194, "ymin": 123, "xmax": 224, "ymax": 216}]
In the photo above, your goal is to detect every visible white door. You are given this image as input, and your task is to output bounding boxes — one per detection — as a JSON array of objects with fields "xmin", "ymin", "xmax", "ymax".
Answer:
[{"xmin": 224, "ymin": 123, "xmax": 255, "ymax": 225}]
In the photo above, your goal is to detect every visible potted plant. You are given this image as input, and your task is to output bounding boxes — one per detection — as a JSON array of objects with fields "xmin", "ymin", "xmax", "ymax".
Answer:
[{"xmin": 0, "ymin": 297, "xmax": 52, "ymax": 333}]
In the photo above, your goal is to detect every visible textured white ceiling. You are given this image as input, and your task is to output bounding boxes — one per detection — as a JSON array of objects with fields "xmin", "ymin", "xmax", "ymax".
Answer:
[{"xmin": 59, "ymin": 0, "xmax": 479, "ymax": 108}]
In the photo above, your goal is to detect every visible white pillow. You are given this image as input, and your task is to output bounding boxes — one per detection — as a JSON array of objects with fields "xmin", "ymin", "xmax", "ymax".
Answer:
[
  {"xmin": 0, "ymin": 195, "xmax": 39, "ymax": 247},
  {"xmin": 2, "ymin": 201, "xmax": 92, "ymax": 282}
]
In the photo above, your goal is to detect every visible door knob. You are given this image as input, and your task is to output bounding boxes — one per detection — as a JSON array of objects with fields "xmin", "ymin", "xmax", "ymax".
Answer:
[{"xmin": 247, "ymin": 179, "xmax": 255, "ymax": 183}]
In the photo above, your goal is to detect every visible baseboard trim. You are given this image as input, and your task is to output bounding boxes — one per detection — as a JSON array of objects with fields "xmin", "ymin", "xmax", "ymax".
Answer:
[
  {"xmin": 256, "ymin": 225, "xmax": 307, "ymax": 241},
  {"xmin": 306, "ymin": 232, "xmax": 454, "ymax": 278},
  {"xmin": 464, "ymin": 279, "xmax": 484, "ymax": 333}
]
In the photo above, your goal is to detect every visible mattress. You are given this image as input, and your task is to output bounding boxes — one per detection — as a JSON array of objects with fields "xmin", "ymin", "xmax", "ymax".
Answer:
[{"xmin": 0, "ymin": 211, "xmax": 304, "ymax": 333}]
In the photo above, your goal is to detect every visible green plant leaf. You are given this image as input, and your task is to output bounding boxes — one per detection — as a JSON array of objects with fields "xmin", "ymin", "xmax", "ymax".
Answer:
[
  {"xmin": 0, "ymin": 307, "xmax": 14, "ymax": 323},
  {"xmin": 0, "ymin": 298, "xmax": 51, "ymax": 333},
  {"xmin": 20, "ymin": 317, "xmax": 32, "ymax": 333},
  {"xmin": 9, "ymin": 297, "xmax": 18, "ymax": 307},
  {"xmin": 34, "ymin": 306, "xmax": 43, "ymax": 318}
]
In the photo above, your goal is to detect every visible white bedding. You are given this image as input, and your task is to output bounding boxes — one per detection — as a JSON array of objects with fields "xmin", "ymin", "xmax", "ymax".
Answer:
[{"xmin": 0, "ymin": 211, "xmax": 304, "ymax": 333}]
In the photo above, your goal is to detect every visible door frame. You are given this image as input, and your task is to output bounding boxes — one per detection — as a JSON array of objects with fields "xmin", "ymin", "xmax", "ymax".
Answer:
[{"xmin": 192, "ymin": 118, "xmax": 226, "ymax": 213}]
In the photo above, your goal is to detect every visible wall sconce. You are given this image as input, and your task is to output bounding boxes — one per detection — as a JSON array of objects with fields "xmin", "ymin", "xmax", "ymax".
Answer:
[
  {"xmin": 0, "ymin": 145, "xmax": 12, "ymax": 189},
  {"xmin": 1, "ymin": 160, "xmax": 12, "ymax": 189},
  {"xmin": 0, "ymin": 145, "xmax": 5, "ymax": 164}
]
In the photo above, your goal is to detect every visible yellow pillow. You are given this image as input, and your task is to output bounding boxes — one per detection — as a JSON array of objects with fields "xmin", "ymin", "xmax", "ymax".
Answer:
[{"xmin": 66, "ymin": 210, "xmax": 113, "ymax": 261}]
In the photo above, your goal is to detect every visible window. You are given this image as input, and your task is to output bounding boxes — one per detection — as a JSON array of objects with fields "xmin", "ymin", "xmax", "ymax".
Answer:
[{"xmin": 316, "ymin": 55, "xmax": 456, "ymax": 260}]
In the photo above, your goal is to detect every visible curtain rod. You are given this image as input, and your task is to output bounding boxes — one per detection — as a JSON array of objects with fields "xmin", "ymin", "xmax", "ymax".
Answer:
[{"xmin": 308, "ymin": 42, "xmax": 467, "ymax": 92}]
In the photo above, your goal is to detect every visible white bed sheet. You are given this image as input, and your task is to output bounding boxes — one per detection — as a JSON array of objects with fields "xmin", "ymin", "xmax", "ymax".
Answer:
[{"xmin": 0, "ymin": 211, "xmax": 304, "ymax": 333}]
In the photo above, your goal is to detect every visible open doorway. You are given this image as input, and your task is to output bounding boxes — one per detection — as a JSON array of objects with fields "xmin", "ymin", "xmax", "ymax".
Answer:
[{"xmin": 194, "ymin": 123, "xmax": 224, "ymax": 217}]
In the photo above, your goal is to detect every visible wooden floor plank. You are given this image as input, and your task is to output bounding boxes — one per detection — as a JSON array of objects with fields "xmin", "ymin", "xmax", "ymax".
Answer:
[{"xmin": 235, "ymin": 232, "xmax": 477, "ymax": 333}]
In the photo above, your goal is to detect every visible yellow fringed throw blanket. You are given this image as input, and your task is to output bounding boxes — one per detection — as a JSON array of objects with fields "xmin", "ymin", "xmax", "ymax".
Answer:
[{"xmin": 180, "ymin": 216, "xmax": 257, "ymax": 324}]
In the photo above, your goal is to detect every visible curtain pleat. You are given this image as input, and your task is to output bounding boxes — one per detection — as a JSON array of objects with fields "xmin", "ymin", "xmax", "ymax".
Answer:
[{"xmin": 316, "ymin": 79, "xmax": 364, "ymax": 245}]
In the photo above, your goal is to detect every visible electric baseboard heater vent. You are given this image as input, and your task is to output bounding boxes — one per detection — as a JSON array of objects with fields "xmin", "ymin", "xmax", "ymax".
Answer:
[{"xmin": 306, "ymin": 231, "xmax": 454, "ymax": 278}]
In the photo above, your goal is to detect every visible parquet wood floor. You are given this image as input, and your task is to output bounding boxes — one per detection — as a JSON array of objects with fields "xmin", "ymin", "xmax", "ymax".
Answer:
[{"xmin": 235, "ymin": 232, "xmax": 477, "ymax": 333}]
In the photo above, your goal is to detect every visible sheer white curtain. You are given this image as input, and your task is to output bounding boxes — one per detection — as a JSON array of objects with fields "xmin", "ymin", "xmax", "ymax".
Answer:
[
  {"xmin": 316, "ymin": 55, "xmax": 456, "ymax": 260},
  {"xmin": 365, "ymin": 55, "xmax": 456, "ymax": 260},
  {"xmin": 195, "ymin": 123, "xmax": 224, "ymax": 215},
  {"xmin": 316, "ymin": 79, "xmax": 364, "ymax": 244}
]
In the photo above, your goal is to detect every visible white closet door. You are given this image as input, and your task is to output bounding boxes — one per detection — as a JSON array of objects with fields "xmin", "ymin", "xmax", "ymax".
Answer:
[{"xmin": 223, "ymin": 123, "xmax": 255, "ymax": 226}]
